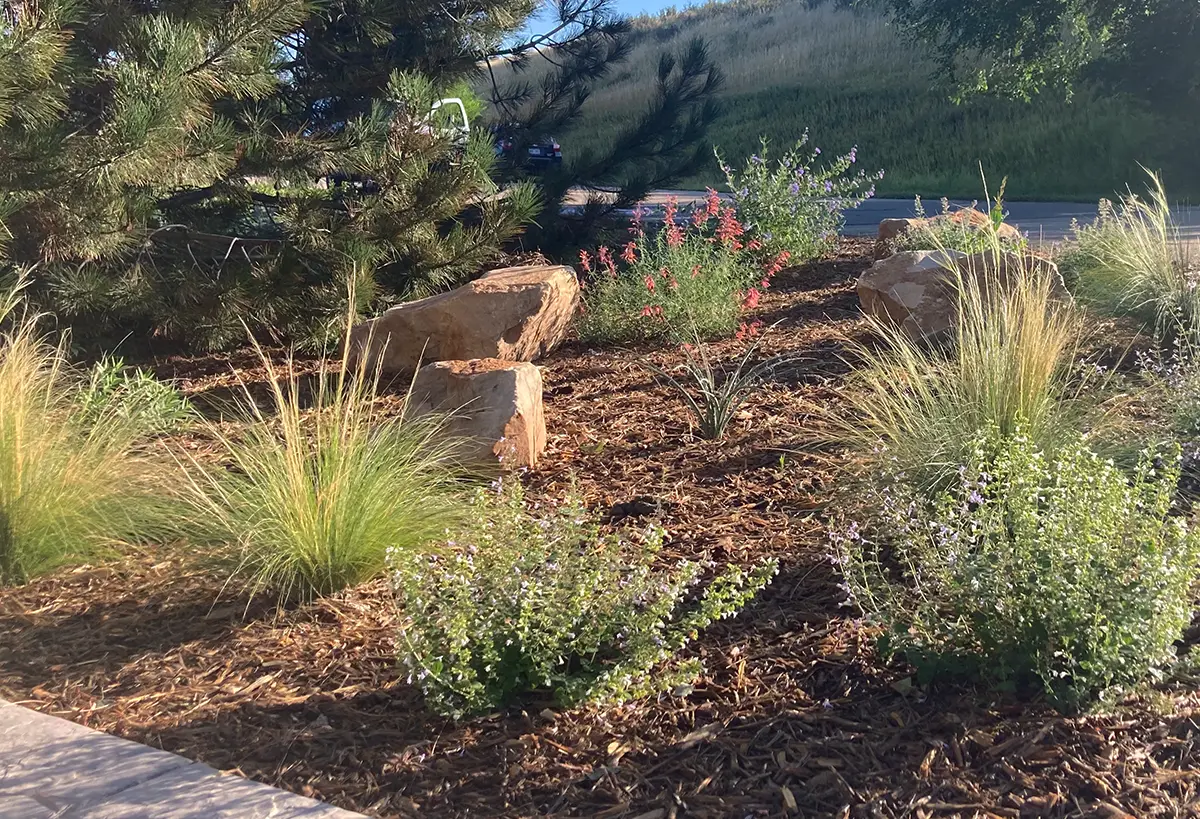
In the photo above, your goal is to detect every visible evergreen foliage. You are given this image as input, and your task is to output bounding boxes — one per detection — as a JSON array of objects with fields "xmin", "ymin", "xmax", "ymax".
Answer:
[{"xmin": 1, "ymin": 0, "xmax": 719, "ymax": 349}]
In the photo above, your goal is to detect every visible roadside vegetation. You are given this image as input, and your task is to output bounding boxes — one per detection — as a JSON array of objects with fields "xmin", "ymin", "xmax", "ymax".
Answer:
[{"xmin": 547, "ymin": 0, "xmax": 1196, "ymax": 199}]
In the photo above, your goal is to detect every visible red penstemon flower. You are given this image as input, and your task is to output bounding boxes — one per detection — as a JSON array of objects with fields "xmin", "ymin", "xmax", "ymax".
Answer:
[
  {"xmin": 598, "ymin": 245, "xmax": 617, "ymax": 278},
  {"xmin": 735, "ymin": 320, "xmax": 764, "ymax": 341},
  {"xmin": 741, "ymin": 287, "xmax": 761, "ymax": 310},
  {"xmin": 690, "ymin": 264, "xmax": 701, "ymax": 278},
  {"xmin": 579, "ymin": 249, "xmax": 592, "ymax": 273},
  {"xmin": 705, "ymin": 188, "xmax": 721, "ymax": 218},
  {"xmin": 621, "ymin": 241, "xmax": 638, "ymax": 263},
  {"xmin": 644, "ymin": 274, "xmax": 656, "ymax": 293},
  {"xmin": 716, "ymin": 206, "xmax": 744, "ymax": 245},
  {"xmin": 640, "ymin": 305, "xmax": 664, "ymax": 319},
  {"xmin": 747, "ymin": 239, "xmax": 763, "ymax": 252}
]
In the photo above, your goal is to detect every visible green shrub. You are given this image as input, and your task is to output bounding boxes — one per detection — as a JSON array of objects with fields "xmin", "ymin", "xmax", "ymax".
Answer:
[
  {"xmin": 718, "ymin": 133, "xmax": 881, "ymax": 262},
  {"xmin": 179, "ymin": 342, "xmax": 472, "ymax": 603},
  {"xmin": 895, "ymin": 192, "xmax": 1026, "ymax": 256},
  {"xmin": 392, "ymin": 480, "xmax": 777, "ymax": 718},
  {"xmin": 825, "ymin": 241, "xmax": 1083, "ymax": 488},
  {"xmin": 577, "ymin": 193, "xmax": 788, "ymax": 345},
  {"xmin": 835, "ymin": 430, "xmax": 1200, "ymax": 708},
  {"xmin": 77, "ymin": 356, "xmax": 194, "ymax": 435},
  {"xmin": 1057, "ymin": 172, "xmax": 1197, "ymax": 342},
  {"xmin": 0, "ymin": 282, "xmax": 170, "ymax": 584}
]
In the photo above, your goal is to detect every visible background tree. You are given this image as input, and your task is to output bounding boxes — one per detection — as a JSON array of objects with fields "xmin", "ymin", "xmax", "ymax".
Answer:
[
  {"xmin": 2, "ymin": 0, "xmax": 720, "ymax": 351},
  {"xmin": 877, "ymin": 0, "xmax": 1198, "ymax": 109}
]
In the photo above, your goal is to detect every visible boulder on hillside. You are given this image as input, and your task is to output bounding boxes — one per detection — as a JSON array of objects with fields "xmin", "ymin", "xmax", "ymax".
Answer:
[
  {"xmin": 873, "ymin": 208, "xmax": 1024, "ymax": 260},
  {"xmin": 857, "ymin": 249, "xmax": 1068, "ymax": 339},
  {"xmin": 349, "ymin": 264, "xmax": 579, "ymax": 374},
  {"xmin": 409, "ymin": 358, "xmax": 546, "ymax": 469}
]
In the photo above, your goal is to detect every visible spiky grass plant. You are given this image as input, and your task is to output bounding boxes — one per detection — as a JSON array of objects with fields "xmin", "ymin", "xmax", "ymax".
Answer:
[
  {"xmin": 1059, "ymin": 171, "xmax": 1197, "ymax": 342},
  {"xmin": 0, "ymin": 280, "xmax": 170, "ymax": 584},
  {"xmin": 641, "ymin": 321, "xmax": 789, "ymax": 440},
  {"xmin": 180, "ymin": 334, "xmax": 473, "ymax": 604},
  {"xmin": 826, "ymin": 229, "xmax": 1084, "ymax": 487}
]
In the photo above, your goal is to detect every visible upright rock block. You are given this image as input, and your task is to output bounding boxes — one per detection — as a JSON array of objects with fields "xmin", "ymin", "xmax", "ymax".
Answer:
[
  {"xmin": 410, "ymin": 359, "xmax": 546, "ymax": 469},
  {"xmin": 349, "ymin": 265, "xmax": 579, "ymax": 374}
]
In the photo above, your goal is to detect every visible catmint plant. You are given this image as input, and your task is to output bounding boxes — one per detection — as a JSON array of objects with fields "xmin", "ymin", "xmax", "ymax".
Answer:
[
  {"xmin": 390, "ymin": 481, "xmax": 777, "ymax": 718},
  {"xmin": 834, "ymin": 428, "xmax": 1200, "ymax": 710},
  {"xmin": 717, "ymin": 132, "xmax": 883, "ymax": 263}
]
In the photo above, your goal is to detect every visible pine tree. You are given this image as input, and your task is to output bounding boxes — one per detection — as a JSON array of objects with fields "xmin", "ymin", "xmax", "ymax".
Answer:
[
  {"xmin": 0, "ymin": 0, "xmax": 540, "ymax": 349},
  {"xmin": 0, "ymin": 0, "xmax": 723, "ymax": 350}
]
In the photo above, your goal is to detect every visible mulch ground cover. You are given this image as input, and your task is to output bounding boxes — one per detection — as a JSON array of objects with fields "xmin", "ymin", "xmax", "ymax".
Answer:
[{"xmin": 4, "ymin": 238, "xmax": 1200, "ymax": 817}]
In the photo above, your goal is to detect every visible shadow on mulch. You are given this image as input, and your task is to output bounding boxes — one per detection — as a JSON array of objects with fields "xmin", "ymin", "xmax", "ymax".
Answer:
[{"xmin": 0, "ymin": 563, "xmax": 273, "ymax": 689}]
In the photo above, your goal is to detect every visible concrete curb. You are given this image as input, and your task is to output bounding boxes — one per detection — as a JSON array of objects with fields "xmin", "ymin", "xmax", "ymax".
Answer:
[{"xmin": 0, "ymin": 699, "xmax": 366, "ymax": 818}]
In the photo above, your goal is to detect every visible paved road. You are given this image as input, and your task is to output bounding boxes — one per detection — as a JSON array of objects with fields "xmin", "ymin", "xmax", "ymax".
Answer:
[{"xmin": 564, "ymin": 189, "xmax": 1200, "ymax": 242}]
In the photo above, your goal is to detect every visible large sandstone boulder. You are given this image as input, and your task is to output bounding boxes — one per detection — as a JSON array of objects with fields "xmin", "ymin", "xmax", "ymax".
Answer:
[
  {"xmin": 350, "ymin": 265, "xmax": 579, "ymax": 374},
  {"xmin": 873, "ymin": 208, "xmax": 1024, "ymax": 260},
  {"xmin": 857, "ymin": 250, "xmax": 1068, "ymax": 339},
  {"xmin": 409, "ymin": 358, "xmax": 546, "ymax": 469}
]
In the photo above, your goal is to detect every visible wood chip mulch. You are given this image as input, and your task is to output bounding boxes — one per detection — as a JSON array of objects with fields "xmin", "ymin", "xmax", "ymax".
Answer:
[{"xmin": 5, "ymin": 239, "xmax": 1200, "ymax": 818}]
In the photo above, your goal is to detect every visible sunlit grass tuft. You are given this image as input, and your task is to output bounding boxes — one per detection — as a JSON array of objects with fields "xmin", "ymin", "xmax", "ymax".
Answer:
[
  {"xmin": 825, "ymin": 229, "xmax": 1085, "ymax": 486},
  {"xmin": 0, "ymin": 279, "xmax": 170, "ymax": 584},
  {"xmin": 180, "ymin": 337, "xmax": 475, "ymax": 604},
  {"xmin": 1058, "ymin": 171, "xmax": 1197, "ymax": 342}
]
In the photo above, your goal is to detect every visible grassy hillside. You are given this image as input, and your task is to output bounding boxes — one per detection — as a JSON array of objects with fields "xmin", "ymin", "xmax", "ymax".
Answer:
[{"xmin": 494, "ymin": 0, "xmax": 1197, "ymax": 200}]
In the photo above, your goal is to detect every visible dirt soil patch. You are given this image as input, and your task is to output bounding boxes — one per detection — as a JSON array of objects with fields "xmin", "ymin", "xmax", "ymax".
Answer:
[{"xmin": 4, "ymin": 239, "xmax": 1200, "ymax": 817}]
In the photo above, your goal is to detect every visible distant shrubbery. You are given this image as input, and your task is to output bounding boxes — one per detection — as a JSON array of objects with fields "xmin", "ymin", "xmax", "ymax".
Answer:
[
  {"xmin": 894, "ymin": 193, "xmax": 1026, "ymax": 256},
  {"xmin": 718, "ymin": 133, "xmax": 881, "ymax": 262},
  {"xmin": 577, "ymin": 191, "xmax": 789, "ymax": 345},
  {"xmin": 392, "ymin": 481, "xmax": 776, "ymax": 718}
]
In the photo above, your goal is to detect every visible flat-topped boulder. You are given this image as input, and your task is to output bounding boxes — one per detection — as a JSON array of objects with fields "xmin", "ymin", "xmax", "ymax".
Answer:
[
  {"xmin": 409, "ymin": 358, "xmax": 546, "ymax": 469},
  {"xmin": 874, "ymin": 208, "xmax": 1024, "ymax": 260},
  {"xmin": 857, "ymin": 249, "xmax": 1068, "ymax": 339},
  {"xmin": 349, "ymin": 264, "xmax": 579, "ymax": 374}
]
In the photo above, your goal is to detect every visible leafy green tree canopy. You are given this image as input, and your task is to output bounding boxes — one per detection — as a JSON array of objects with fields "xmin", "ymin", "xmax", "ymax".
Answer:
[{"xmin": 880, "ymin": 0, "xmax": 1197, "ymax": 111}]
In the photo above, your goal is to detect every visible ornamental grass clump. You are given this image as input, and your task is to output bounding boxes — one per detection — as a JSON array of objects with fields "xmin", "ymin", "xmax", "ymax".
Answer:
[
  {"xmin": 577, "ymin": 191, "xmax": 789, "ymax": 346},
  {"xmin": 0, "ymin": 280, "xmax": 171, "ymax": 585},
  {"xmin": 392, "ymin": 480, "xmax": 777, "ymax": 718},
  {"xmin": 718, "ymin": 132, "xmax": 882, "ymax": 263},
  {"xmin": 834, "ymin": 430, "xmax": 1200, "ymax": 709},
  {"xmin": 825, "ymin": 235, "xmax": 1083, "ymax": 488},
  {"xmin": 179, "ymin": 337, "xmax": 471, "ymax": 604},
  {"xmin": 1058, "ymin": 171, "xmax": 1197, "ymax": 342}
]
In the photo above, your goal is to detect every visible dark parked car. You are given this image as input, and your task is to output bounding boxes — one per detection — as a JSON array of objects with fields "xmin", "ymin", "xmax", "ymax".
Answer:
[{"xmin": 490, "ymin": 124, "xmax": 562, "ymax": 170}]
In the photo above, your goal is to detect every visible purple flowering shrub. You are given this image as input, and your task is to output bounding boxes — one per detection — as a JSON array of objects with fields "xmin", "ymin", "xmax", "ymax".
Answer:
[
  {"xmin": 717, "ymin": 132, "xmax": 883, "ymax": 263},
  {"xmin": 390, "ymin": 480, "xmax": 777, "ymax": 718},
  {"xmin": 833, "ymin": 429, "xmax": 1200, "ymax": 709}
]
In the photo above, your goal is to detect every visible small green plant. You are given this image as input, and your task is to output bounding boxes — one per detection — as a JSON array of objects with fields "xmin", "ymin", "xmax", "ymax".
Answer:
[
  {"xmin": 0, "ymin": 280, "xmax": 170, "ymax": 584},
  {"xmin": 179, "ymin": 339, "xmax": 472, "ymax": 604},
  {"xmin": 896, "ymin": 188, "xmax": 1026, "ymax": 256},
  {"xmin": 1057, "ymin": 171, "xmax": 1197, "ymax": 342},
  {"xmin": 577, "ymin": 192, "xmax": 789, "ymax": 346},
  {"xmin": 718, "ymin": 133, "xmax": 882, "ymax": 263},
  {"xmin": 77, "ymin": 356, "xmax": 194, "ymax": 435},
  {"xmin": 392, "ymin": 480, "xmax": 777, "ymax": 718},
  {"xmin": 834, "ymin": 430, "xmax": 1200, "ymax": 709},
  {"xmin": 641, "ymin": 321, "xmax": 788, "ymax": 440}
]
